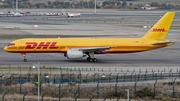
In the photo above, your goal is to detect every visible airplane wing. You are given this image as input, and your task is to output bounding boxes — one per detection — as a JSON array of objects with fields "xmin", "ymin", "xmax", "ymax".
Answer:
[
  {"xmin": 152, "ymin": 42, "xmax": 174, "ymax": 45},
  {"xmin": 79, "ymin": 47, "xmax": 111, "ymax": 53}
]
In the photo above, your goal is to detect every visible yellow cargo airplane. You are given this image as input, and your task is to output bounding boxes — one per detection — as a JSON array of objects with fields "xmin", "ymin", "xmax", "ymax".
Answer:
[{"xmin": 4, "ymin": 12, "xmax": 175, "ymax": 62}]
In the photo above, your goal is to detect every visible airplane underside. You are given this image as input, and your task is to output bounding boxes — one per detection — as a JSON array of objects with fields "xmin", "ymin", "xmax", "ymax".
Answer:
[{"xmin": 16, "ymin": 50, "xmax": 147, "ymax": 62}]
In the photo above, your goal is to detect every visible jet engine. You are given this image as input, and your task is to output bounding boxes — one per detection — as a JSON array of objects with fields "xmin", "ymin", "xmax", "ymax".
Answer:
[{"xmin": 66, "ymin": 49, "xmax": 85, "ymax": 59}]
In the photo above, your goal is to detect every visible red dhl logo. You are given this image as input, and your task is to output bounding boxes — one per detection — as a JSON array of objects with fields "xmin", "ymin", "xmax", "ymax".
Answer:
[
  {"xmin": 151, "ymin": 28, "xmax": 166, "ymax": 32},
  {"xmin": 25, "ymin": 42, "xmax": 59, "ymax": 49}
]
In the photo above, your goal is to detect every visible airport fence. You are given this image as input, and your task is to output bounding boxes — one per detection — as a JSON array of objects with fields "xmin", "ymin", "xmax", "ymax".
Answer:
[{"xmin": 0, "ymin": 66, "xmax": 180, "ymax": 101}]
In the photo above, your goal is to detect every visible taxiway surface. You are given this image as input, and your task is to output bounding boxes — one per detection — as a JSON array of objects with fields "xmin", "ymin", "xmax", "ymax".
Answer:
[{"xmin": 0, "ymin": 10, "xmax": 180, "ymax": 71}]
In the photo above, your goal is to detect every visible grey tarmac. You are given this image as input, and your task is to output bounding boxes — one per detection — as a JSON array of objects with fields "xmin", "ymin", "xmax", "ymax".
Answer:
[{"xmin": 0, "ymin": 9, "xmax": 180, "ymax": 73}]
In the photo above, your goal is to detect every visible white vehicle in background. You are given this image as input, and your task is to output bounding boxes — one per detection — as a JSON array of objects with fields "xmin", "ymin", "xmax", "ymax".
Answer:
[
  {"xmin": 7, "ymin": 11, "xmax": 23, "ymax": 17},
  {"xmin": 61, "ymin": 9, "xmax": 81, "ymax": 17},
  {"xmin": 13, "ymin": 12, "xmax": 23, "ymax": 17},
  {"xmin": 0, "ymin": 12, "xmax": 4, "ymax": 17},
  {"xmin": 0, "ymin": 11, "xmax": 23, "ymax": 17},
  {"xmin": 44, "ymin": 12, "xmax": 60, "ymax": 16}
]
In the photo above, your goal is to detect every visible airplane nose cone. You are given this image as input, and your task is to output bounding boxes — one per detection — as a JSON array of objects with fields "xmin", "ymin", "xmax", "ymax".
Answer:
[{"xmin": 4, "ymin": 46, "xmax": 8, "ymax": 52}]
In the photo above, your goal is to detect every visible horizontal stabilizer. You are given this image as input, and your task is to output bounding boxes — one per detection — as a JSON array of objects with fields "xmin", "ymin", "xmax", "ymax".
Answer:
[{"xmin": 152, "ymin": 42, "xmax": 174, "ymax": 45}]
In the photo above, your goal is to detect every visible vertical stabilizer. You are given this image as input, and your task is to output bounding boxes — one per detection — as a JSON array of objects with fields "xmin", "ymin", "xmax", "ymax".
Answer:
[{"xmin": 142, "ymin": 12, "xmax": 175, "ymax": 40}]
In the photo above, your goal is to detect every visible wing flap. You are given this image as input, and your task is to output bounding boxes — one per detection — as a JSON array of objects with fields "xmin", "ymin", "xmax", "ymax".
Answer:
[{"xmin": 79, "ymin": 47, "xmax": 111, "ymax": 52}]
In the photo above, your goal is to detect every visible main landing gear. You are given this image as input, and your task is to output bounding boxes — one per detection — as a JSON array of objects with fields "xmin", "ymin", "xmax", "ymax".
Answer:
[
  {"xmin": 87, "ymin": 52, "xmax": 97, "ymax": 62},
  {"xmin": 87, "ymin": 57, "xmax": 97, "ymax": 62},
  {"xmin": 21, "ymin": 53, "xmax": 27, "ymax": 62}
]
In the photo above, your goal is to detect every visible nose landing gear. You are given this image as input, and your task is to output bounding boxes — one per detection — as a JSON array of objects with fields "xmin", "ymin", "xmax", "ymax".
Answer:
[
  {"xmin": 21, "ymin": 53, "xmax": 27, "ymax": 62},
  {"xmin": 23, "ymin": 59, "xmax": 27, "ymax": 62}
]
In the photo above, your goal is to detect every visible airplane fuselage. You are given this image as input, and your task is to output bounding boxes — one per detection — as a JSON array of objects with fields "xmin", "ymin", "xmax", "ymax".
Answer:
[{"xmin": 4, "ymin": 37, "xmax": 169, "ymax": 53}]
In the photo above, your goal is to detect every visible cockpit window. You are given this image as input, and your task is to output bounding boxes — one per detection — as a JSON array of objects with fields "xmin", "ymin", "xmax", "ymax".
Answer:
[{"xmin": 7, "ymin": 43, "xmax": 15, "ymax": 46}]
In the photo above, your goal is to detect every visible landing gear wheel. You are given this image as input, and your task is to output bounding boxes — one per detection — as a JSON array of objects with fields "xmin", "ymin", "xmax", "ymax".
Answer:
[
  {"xmin": 87, "ymin": 52, "xmax": 97, "ymax": 62},
  {"xmin": 93, "ymin": 58, "xmax": 98, "ymax": 62},
  {"xmin": 87, "ymin": 57, "xmax": 91, "ymax": 61},
  {"xmin": 23, "ymin": 59, "xmax": 27, "ymax": 62},
  {"xmin": 89, "ymin": 58, "xmax": 93, "ymax": 62},
  {"xmin": 21, "ymin": 53, "xmax": 27, "ymax": 62},
  {"xmin": 87, "ymin": 57, "xmax": 98, "ymax": 62}
]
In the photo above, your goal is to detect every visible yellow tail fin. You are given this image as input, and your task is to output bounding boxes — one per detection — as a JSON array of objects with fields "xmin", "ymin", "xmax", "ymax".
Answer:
[{"xmin": 142, "ymin": 12, "xmax": 176, "ymax": 40}]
